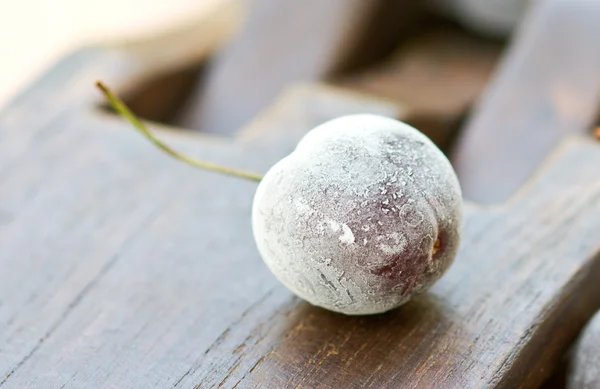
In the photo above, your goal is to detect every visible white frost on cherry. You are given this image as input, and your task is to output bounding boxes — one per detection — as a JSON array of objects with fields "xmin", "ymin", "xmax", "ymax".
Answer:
[{"xmin": 252, "ymin": 114, "xmax": 463, "ymax": 315}]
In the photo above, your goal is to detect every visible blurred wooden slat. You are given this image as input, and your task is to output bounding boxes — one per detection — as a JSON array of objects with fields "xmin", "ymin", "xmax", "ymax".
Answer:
[
  {"xmin": 178, "ymin": 0, "xmax": 426, "ymax": 134},
  {"xmin": 110, "ymin": 0, "xmax": 242, "ymax": 123},
  {"xmin": 337, "ymin": 27, "xmax": 501, "ymax": 150},
  {"xmin": 452, "ymin": 0, "xmax": 600, "ymax": 204}
]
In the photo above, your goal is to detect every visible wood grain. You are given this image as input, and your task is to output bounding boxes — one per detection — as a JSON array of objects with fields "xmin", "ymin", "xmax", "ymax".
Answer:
[
  {"xmin": 1, "ymin": 40, "xmax": 600, "ymax": 388},
  {"xmin": 452, "ymin": 0, "xmax": 600, "ymax": 204}
]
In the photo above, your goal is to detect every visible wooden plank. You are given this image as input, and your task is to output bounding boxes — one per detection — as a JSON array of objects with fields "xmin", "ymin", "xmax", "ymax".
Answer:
[
  {"xmin": 452, "ymin": 0, "xmax": 600, "ymax": 204},
  {"xmin": 1, "ymin": 39, "xmax": 600, "ymax": 388}
]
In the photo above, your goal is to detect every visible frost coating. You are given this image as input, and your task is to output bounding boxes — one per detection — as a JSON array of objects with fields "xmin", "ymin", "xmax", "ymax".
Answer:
[
  {"xmin": 252, "ymin": 114, "xmax": 463, "ymax": 315},
  {"xmin": 568, "ymin": 311, "xmax": 600, "ymax": 389}
]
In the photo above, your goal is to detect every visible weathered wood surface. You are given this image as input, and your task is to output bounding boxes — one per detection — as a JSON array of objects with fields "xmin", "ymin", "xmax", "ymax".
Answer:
[
  {"xmin": 1, "ymin": 35, "xmax": 600, "ymax": 388},
  {"xmin": 452, "ymin": 0, "xmax": 600, "ymax": 204}
]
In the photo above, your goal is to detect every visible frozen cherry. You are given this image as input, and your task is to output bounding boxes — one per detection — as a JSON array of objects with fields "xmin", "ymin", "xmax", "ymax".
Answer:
[{"xmin": 252, "ymin": 114, "xmax": 463, "ymax": 315}]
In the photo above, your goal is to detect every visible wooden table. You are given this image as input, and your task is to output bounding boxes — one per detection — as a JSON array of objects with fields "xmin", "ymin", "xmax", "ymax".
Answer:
[{"xmin": 1, "ymin": 1, "xmax": 600, "ymax": 388}]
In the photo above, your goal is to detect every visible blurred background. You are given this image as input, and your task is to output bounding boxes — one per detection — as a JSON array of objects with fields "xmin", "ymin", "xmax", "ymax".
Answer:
[
  {"xmin": 0, "ymin": 0, "xmax": 543, "ymax": 199},
  {"xmin": 0, "ymin": 0, "xmax": 223, "ymax": 108},
  {"xmin": 0, "ymin": 0, "xmax": 529, "ymax": 110}
]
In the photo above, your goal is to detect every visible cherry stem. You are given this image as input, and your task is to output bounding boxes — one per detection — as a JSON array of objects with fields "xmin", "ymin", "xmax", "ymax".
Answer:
[{"xmin": 96, "ymin": 81, "xmax": 263, "ymax": 183}]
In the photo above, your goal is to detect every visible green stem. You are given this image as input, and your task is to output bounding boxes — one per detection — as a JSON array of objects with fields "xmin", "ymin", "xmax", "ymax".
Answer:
[{"xmin": 96, "ymin": 81, "xmax": 263, "ymax": 183}]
